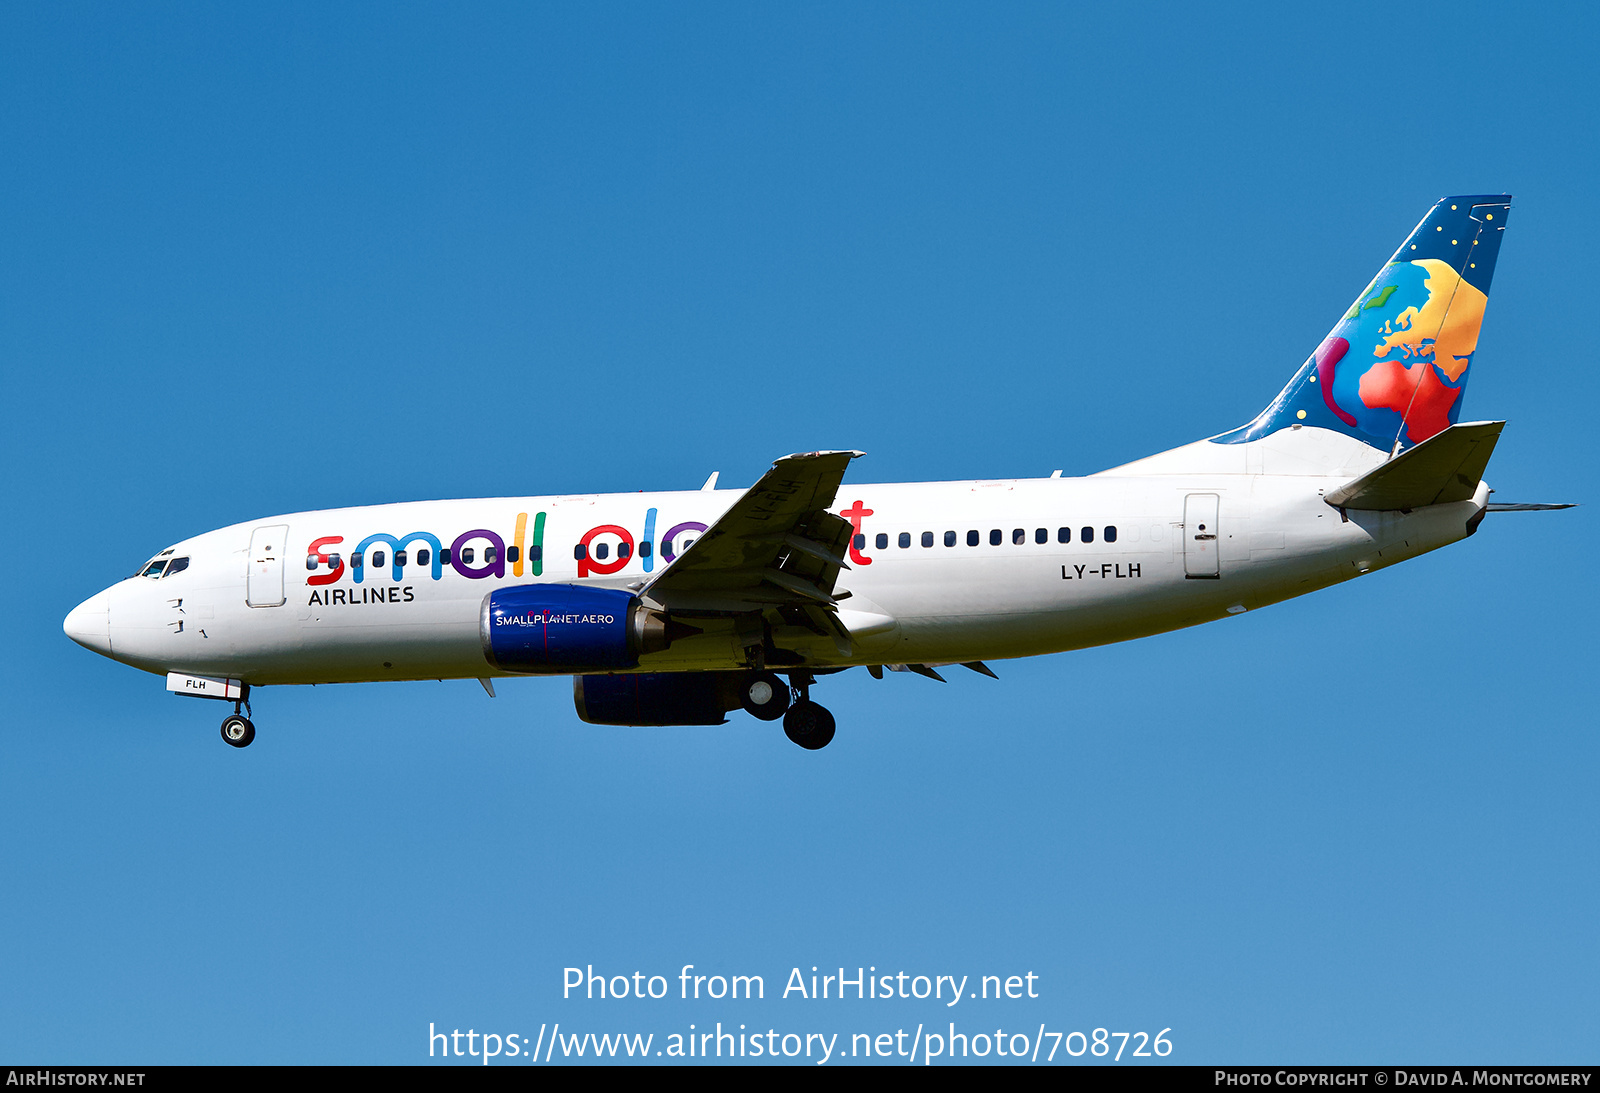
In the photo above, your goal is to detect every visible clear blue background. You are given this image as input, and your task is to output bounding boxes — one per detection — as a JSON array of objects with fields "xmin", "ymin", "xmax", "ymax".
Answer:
[{"xmin": 2, "ymin": 1, "xmax": 1594, "ymax": 1065}]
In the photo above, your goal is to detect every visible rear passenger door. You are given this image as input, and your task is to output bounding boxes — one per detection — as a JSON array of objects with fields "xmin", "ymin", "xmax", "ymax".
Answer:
[{"xmin": 1183, "ymin": 495, "xmax": 1220, "ymax": 579}]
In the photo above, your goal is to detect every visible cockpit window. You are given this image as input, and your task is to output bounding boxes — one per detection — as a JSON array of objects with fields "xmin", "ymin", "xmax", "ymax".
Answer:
[{"xmin": 135, "ymin": 552, "xmax": 191, "ymax": 578}]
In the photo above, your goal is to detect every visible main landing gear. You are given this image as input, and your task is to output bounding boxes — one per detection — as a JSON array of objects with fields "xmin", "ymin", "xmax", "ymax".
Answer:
[
  {"xmin": 740, "ymin": 671, "xmax": 791, "ymax": 721},
  {"xmin": 740, "ymin": 669, "xmax": 833, "ymax": 748},
  {"xmin": 768, "ymin": 665, "xmax": 844, "ymax": 752},
  {"xmin": 220, "ymin": 696, "xmax": 255, "ymax": 748},
  {"xmin": 783, "ymin": 700, "xmax": 835, "ymax": 750}
]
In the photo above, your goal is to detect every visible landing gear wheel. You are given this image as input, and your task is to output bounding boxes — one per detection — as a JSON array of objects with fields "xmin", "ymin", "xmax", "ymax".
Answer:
[
  {"xmin": 220, "ymin": 715, "xmax": 255, "ymax": 748},
  {"xmin": 741, "ymin": 671, "xmax": 791, "ymax": 721},
  {"xmin": 782, "ymin": 700, "xmax": 835, "ymax": 750}
]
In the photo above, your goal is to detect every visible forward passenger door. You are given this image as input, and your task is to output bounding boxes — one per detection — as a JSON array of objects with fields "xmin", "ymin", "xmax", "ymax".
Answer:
[{"xmin": 247, "ymin": 524, "xmax": 289, "ymax": 607}]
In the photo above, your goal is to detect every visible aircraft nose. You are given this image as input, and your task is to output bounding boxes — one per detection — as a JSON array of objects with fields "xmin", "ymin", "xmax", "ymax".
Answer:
[{"xmin": 64, "ymin": 589, "xmax": 113, "ymax": 655}]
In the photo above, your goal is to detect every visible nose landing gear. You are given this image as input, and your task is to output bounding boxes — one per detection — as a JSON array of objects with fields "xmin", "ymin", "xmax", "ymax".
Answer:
[
  {"xmin": 220, "ymin": 695, "xmax": 255, "ymax": 748},
  {"xmin": 220, "ymin": 714, "xmax": 255, "ymax": 748}
]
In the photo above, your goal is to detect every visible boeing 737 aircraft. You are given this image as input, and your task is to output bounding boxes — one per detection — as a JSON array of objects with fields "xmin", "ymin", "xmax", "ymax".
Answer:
[{"xmin": 64, "ymin": 195, "xmax": 1570, "ymax": 750}]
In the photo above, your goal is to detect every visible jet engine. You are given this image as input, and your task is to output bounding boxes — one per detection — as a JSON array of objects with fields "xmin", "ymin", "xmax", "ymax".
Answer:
[
  {"xmin": 573, "ymin": 671, "xmax": 743, "ymax": 726},
  {"xmin": 481, "ymin": 584, "xmax": 689, "ymax": 672}
]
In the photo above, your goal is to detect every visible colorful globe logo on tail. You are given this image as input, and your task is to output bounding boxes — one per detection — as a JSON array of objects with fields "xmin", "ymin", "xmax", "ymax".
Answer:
[{"xmin": 1218, "ymin": 195, "xmax": 1509, "ymax": 451}]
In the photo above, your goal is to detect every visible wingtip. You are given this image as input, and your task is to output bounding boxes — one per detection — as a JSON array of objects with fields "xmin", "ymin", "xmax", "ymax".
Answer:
[{"xmin": 780, "ymin": 449, "xmax": 867, "ymax": 461}]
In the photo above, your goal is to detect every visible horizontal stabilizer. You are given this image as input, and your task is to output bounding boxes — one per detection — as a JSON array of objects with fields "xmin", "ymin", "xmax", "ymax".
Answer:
[{"xmin": 1325, "ymin": 421, "xmax": 1503, "ymax": 510}]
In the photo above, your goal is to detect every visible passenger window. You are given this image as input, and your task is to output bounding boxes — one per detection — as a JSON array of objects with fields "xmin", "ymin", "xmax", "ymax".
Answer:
[
  {"xmin": 921, "ymin": 531, "xmax": 933, "ymax": 548},
  {"xmin": 395, "ymin": 550, "xmax": 407, "ymax": 567},
  {"xmin": 441, "ymin": 549, "xmax": 452, "ymax": 565},
  {"xmin": 967, "ymin": 530, "xmax": 979, "ymax": 547},
  {"xmin": 353, "ymin": 553, "xmax": 364, "ymax": 568},
  {"xmin": 1058, "ymin": 527, "xmax": 1070, "ymax": 543},
  {"xmin": 1012, "ymin": 528, "xmax": 1025, "ymax": 545},
  {"xmin": 372, "ymin": 551, "xmax": 385, "ymax": 568},
  {"xmin": 507, "ymin": 546, "xmax": 520, "ymax": 563},
  {"xmin": 462, "ymin": 547, "xmax": 475, "ymax": 564},
  {"xmin": 661, "ymin": 539, "xmax": 672, "ymax": 557},
  {"xmin": 487, "ymin": 546, "xmax": 500, "ymax": 563},
  {"xmin": 854, "ymin": 535, "xmax": 865, "ymax": 550},
  {"xmin": 875, "ymin": 533, "xmax": 888, "ymax": 550},
  {"xmin": 638, "ymin": 543, "xmax": 650, "ymax": 558},
  {"xmin": 989, "ymin": 529, "xmax": 1001, "ymax": 546},
  {"xmin": 416, "ymin": 549, "xmax": 430, "ymax": 566},
  {"xmin": 529, "ymin": 545, "xmax": 542, "ymax": 562},
  {"xmin": 595, "ymin": 543, "xmax": 609, "ymax": 561},
  {"xmin": 944, "ymin": 531, "xmax": 956, "ymax": 547},
  {"xmin": 898, "ymin": 532, "xmax": 911, "ymax": 549},
  {"xmin": 1035, "ymin": 528, "xmax": 1047, "ymax": 544},
  {"xmin": 1081, "ymin": 526, "xmax": 1094, "ymax": 544},
  {"xmin": 1105, "ymin": 526, "xmax": 1118, "ymax": 543},
  {"xmin": 306, "ymin": 556, "xmax": 318, "ymax": 571},
  {"xmin": 574, "ymin": 544, "xmax": 587, "ymax": 560},
  {"xmin": 164, "ymin": 557, "xmax": 189, "ymax": 576},
  {"xmin": 615, "ymin": 543, "xmax": 627, "ymax": 560}
]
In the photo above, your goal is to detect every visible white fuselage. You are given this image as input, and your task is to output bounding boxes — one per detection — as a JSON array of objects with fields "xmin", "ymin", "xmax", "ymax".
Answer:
[{"xmin": 66, "ymin": 428, "xmax": 1487, "ymax": 687}]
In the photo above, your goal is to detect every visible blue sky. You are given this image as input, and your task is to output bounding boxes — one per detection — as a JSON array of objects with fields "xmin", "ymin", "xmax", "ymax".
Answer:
[{"xmin": 2, "ymin": 1, "xmax": 1595, "ymax": 1064}]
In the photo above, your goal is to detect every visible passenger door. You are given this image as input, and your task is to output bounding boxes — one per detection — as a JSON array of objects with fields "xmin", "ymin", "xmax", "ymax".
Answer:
[
  {"xmin": 1183, "ymin": 494, "xmax": 1220, "ymax": 579},
  {"xmin": 247, "ymin": 524, "xmax": 289, "ymax": 607}
]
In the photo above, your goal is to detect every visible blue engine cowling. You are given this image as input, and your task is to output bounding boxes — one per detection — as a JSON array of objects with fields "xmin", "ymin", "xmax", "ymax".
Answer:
[
  {"xmin": 481, "ymin": 584, "xmax": 672, "ymax": 672},
  {"xmin": 574, "ymin": 672, "xmax": 739, "ymax": 726}
]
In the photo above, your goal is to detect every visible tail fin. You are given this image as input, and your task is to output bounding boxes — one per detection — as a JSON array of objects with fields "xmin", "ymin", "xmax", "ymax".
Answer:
[{"xmin": 1218, "ymin": 195, "xmax": 1511, "ymax": 453}]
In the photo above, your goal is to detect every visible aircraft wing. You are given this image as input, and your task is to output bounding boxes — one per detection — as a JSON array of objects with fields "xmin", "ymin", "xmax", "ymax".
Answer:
[{"xmin": 638, "ymin": 450, "xmax": 864, "ymax": 617}]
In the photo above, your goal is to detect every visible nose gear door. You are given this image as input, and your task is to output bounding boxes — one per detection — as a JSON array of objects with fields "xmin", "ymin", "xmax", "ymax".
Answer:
[{"xmin": 247, "ymin": 524, "xmax": 289, "ymax": 607}]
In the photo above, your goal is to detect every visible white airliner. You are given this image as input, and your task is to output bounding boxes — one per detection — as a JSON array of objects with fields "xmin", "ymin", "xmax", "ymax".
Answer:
[{"xmin": 64, "ymin": 195, "xmax": 1569, "ymax": 749}]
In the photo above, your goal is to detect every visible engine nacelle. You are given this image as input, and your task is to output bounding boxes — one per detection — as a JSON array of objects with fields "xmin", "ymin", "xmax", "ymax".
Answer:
[
  {"xmin": 481, "ymin": 584, "xmax": 674, "ymax": 672},
  {"xmin": 574, "ymin": 672, "xmax": 741, "ymax": 726}
]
